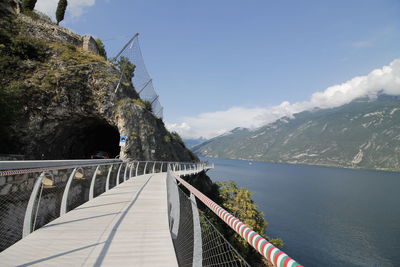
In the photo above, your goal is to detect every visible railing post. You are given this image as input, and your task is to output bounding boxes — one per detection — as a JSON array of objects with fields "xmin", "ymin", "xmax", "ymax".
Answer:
[
  {"xmin": 166, "ymin": 170, "xmax": 180, "ymax": 239},
  {"xmin": 129, "ymin": 162, "xmax": 134, "ymax": 179},
  {"xmin": 144, "ymin": 161, "xmax": 148, "ymax": 174},
  {"xmin": 116, "ymin": 163, "xmax": 123, "ymax": 186},
  {"xmin": 60, "ymin": 168, "xmax": 80, "ymax": 216},
  {"xmin": 135, "ymin": 161, "xmax": 140, "ymax": 176},
  {"xmin": 89, "ymin": 165, "xmax": 101, "ymax": 200},
  {"xmin": 124, "ymin": 163, "xmax": 129, "ymax": 182},
  {"xmin": 152, "ymin": 161, "xmax": 156, "ymax": 173},
  {"xmin": 190, "ymin": 192, "xmax": 203, "ymax": 267},
  {"xmin": 23, "ymin": 172, "xmax": 47, "ymax": 237},
  {"xmin": 160, "ymin": 162, "xmax": 164, "ymax": 173},
  {"xmin": 105, "ymin": 165, "xmax": 113, "ymax": 191}
]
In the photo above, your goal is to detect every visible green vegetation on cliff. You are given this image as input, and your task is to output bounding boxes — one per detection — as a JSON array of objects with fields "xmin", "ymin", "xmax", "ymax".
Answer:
[
  {"xmin": 184, "ymin": 173, "xmax": 282, "ymax": 266},
  {"xmin": 0, "ymin": 18, "xmax": 49, "ymax": 151},
  {"xmin": 95, "ymin": 38, "xmax": 107, "ymax": 59},
  {"xmin": 0, "ymin": 14, "xmax": 197, "ymax": 161},
  {"xmin": 0, "ymin": 17, "xmax": 111, "ymax": 139},
  {"xmin": 22, "ymin": 0, "xmax": 37, "ymax": 11}
]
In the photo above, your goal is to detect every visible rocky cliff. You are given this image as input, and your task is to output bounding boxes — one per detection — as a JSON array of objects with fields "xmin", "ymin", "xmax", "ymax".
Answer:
[{"xmin": 0, "ymin": 10, "xmax": 197, "ymax": 161}]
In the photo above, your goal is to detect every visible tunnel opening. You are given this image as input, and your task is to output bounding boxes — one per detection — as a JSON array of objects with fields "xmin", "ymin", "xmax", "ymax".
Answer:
[{"xmin": 48, "ymin": 117, "xmax": 121, "ymax": 159}]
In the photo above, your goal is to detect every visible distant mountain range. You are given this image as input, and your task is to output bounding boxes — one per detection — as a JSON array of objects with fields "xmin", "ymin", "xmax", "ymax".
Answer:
[
  {"xmin": 193, "ymin": 95, "xmax": 400, "ymax": 171},
  {"xmin": 183, "ymin": 137, "xmax": 208, "ymax": 148}
]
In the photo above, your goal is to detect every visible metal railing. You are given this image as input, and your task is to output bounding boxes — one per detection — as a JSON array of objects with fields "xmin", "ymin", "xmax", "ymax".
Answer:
[
  {"xmin": 167, "ymin": 169, "xmax": 249, "ymax": 267},
  {"xmin": 168, "ymin": 170, "xmax": 303, "ymax": 267},
  {"xmin": 0, "ymin": 159, "xmax": 210, "ymax": 252}
]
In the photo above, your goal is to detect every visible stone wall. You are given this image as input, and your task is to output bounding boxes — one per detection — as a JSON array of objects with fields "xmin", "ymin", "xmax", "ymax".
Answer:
[
  {"xmin": 17, "ymin": 14, "xmax": 100, "ymax": 55},
  {"xmin": 82, "ymin": 35, "xmax": 100, "ymax": 55}
]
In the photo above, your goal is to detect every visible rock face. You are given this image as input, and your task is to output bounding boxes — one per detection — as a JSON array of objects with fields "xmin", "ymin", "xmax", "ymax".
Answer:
[
  {"xmin": 0, "ymin": 14, "xmax": 196, "ymax": 162},
  {"xmin": 0, "ymin": 0, "xmax": 21, "ymax": 21},
  {"xmin": 194, "ymin": 95, "xmax": 400, "ymax": 171},
  {"xmin": 18, "ymin": 15, "xmax": 101, "ymax": 55}
]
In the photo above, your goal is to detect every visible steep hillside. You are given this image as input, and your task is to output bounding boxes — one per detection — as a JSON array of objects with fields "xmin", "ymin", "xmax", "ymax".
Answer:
[
  {"xmin": 183, "ymin": 137, "xmax": 208, "ymax": 148},
  {"xmin": 0, "ymin": 10, "xmax": 196, "ymax": 161},
  {"xmin": 194, "ymin": 95, "xmax": 400, "ymax": 171}
]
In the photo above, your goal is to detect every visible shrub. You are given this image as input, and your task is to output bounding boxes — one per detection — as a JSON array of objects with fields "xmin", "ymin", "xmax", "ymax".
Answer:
[
  {"xmin": 163, "ymin": 135, "xmax": 171, "ymax": 143},
  {"xmin": 22, "ymin": 0, "xmax": 37, "ymax": 11},
  {"xmin": 0, "ymin": 19, "xmax": 49, "ymax": 148},
  {"xmin": 218, "ymin": 181, "xmax": 269, "ymax": 264},
  {"xmin": 11, "ymin": 35, "xmax": 48, "ymax": 61},
  {"xmin": 143, "ymin": 100, "xmax": 152, "ymax": 112},
  {"xmin": 133, "ymin": 99, "xmax": 146, "ymax": 109},
  {"xmin": 95, "ymin": 38, "xmax": 107, "ymax": 59},
  {"xmin": 66, "ymin": 43, "xmax": 76, "ymax": 51},
  {"xmin": 270, "ymin": 238, "xmax": 284, "ymax": 248},
  {"xmin": 170, "ymin": 131, "xmax": 184, "ymax": 146},
  {"xmin": 117, "ymin": 56, "xmax": 135, "ymax": 87},
  {"xmin": 23, "ymin": 10, "xmax": 40, "ymax": 20}
]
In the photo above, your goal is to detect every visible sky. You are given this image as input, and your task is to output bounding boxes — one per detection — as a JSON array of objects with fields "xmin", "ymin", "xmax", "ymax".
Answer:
[{"xmin": 35, "ymin": 0, "xmax": 400, "ymax": 139}]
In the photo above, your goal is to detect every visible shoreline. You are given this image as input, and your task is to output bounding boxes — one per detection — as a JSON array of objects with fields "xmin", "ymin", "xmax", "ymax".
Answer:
[{"xmin": 200, "ymin": 155, "xmax": 400, "ymax": 174}]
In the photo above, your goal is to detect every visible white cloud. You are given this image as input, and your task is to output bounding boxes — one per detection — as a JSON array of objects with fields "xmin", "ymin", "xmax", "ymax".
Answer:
[
  {"xmin": 351, "ymin": 40, "xmax": 373, "ymax": 48},
  {"xmin": 167, "ymin": 107, "xmax": 268, "ymax": 139},
  {"xmin": 168, "ymin": 59, "xmax": 400, "ymax": 139},
  {"xmin": 36, "ymin": 0, "xmax": 96, "ymax": 20}
]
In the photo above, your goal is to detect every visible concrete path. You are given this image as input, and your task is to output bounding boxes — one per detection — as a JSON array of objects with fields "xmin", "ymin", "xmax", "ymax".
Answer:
[{"xmin": 0, "ymin": 172, "xmax": 184, "ymax": 266}]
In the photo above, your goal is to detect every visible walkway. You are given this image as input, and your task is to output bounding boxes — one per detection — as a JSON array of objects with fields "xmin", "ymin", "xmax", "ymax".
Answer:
[{"xmin": 0, "ymin": 170, "xmax": 200, "ymax": 266}]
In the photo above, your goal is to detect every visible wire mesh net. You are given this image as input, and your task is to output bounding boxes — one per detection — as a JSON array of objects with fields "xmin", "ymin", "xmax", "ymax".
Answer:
[
  {"xmin": 114, "ymin": 35, "xmax": 163, "ymax": 119},
  {"xmin": 167, "ymin": 171, "xmax": 250, "ymax": 267},
  {"xmin": 0, "ymin": 172, "xmax": 36, "ymax": 251},
  {"xmin": 0, "ymin": 162, "xmax": 124, "ymax": 252}
]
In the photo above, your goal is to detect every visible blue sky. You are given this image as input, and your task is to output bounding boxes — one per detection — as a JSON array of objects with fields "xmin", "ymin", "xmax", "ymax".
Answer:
[{"xmin": 36, "ymin": 0, "xmax": 400, "ymax": 138}]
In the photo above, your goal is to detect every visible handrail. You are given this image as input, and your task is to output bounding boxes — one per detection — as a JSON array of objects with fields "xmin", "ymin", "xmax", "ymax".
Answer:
[
  {"xmin": 0, "ymin": 159, "xmax": 122, "ymax": 170},
  {"xmin": 172, "ymin": 171, "xmax": 302, "ymax": 267},
  {"xmin": 0, "ymin": 160, "xmax": 209, "ymax": 176},
  {"xmin": 0, "ymin": 159, "xmax": 211, "ymax": 251}
]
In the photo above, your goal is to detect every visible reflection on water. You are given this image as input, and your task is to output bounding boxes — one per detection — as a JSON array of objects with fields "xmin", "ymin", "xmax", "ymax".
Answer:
[{"xmin": 205, "ymin": 157, "xmax": 400, "ymax": 267}]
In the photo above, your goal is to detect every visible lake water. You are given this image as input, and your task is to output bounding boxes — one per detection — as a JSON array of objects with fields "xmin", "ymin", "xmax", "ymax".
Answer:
[{"xmin": 205, "ymin": 157, "xmax": 400, "ymax": 267}]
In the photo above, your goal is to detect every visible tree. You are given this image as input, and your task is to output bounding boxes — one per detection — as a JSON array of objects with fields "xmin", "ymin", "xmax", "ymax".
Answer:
[
  {"xmin": 56, "ymin": 0, "xmax": 68, "ymax": 25},
  {"xmin": 95, "ymin": 38, "xmax": 107, "ymax": 59},
  {"xmin": 22, "ymin": 0, "xmax": 37, "ymax": 11},
  {"xmin": 218, "ymin": 181, "xmax": 269, "ymax": 265},
  {"xmin": 218, "ymin": 181, "xmax": 267, "ymax": 239},
  {"xmin": 117, "ymin": 56, "xmax": 135, "ymax": 86}
]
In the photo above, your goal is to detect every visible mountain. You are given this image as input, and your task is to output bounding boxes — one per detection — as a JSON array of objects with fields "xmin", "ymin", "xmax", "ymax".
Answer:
[
  {"xmin": 194, "ymin": 95, "xmax": 400, "ymax": 171},
  {"xmin": 183, "ymin": 137, "xmax": 208, "ymax": 148}
]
